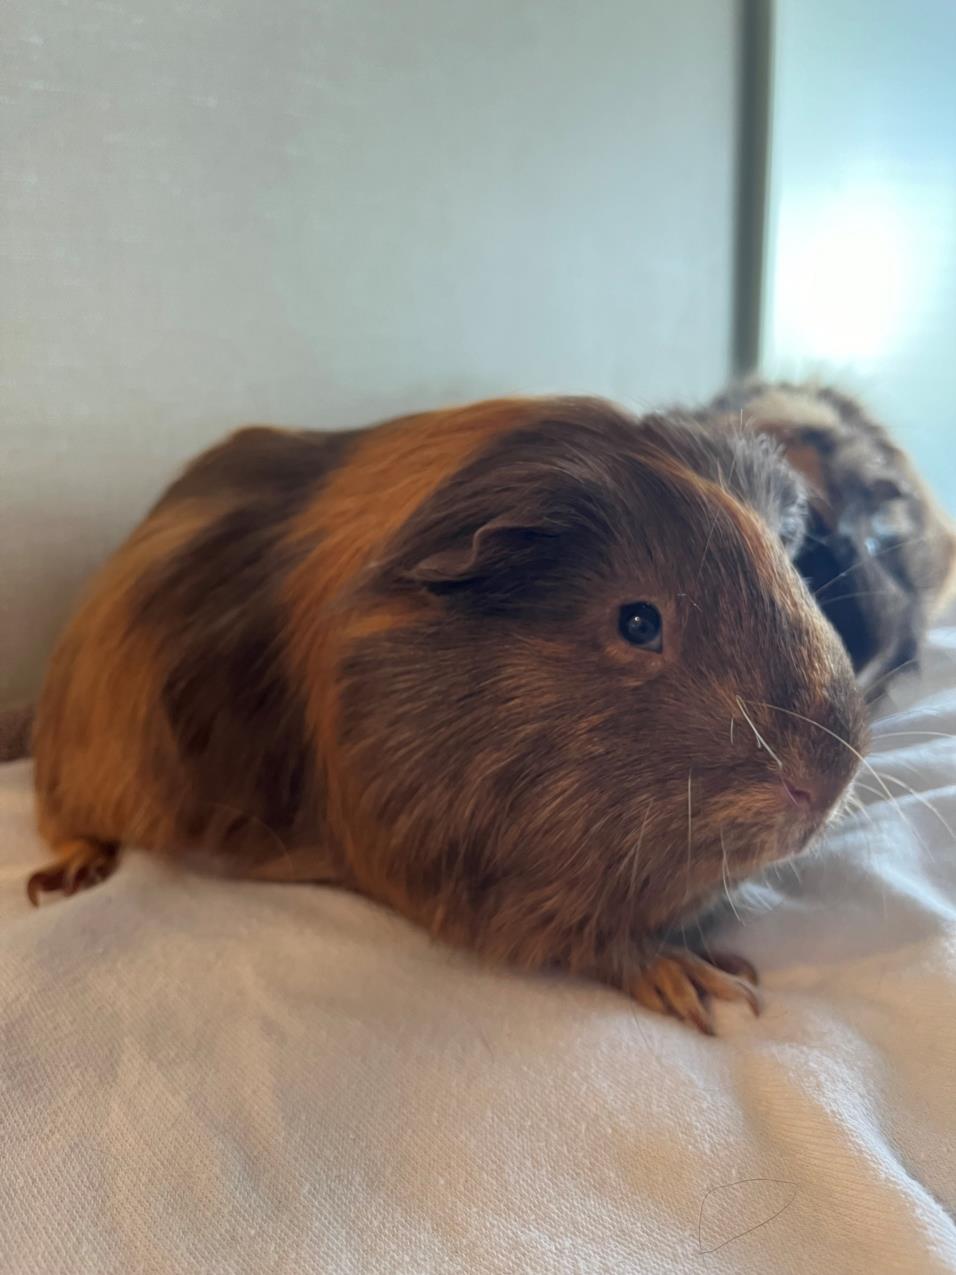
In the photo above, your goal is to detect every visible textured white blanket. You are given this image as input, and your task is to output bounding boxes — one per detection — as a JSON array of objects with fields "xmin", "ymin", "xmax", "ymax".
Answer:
[{"xmin": 2, "ymin": 629, "xmax": 955, "ymax": 1274}]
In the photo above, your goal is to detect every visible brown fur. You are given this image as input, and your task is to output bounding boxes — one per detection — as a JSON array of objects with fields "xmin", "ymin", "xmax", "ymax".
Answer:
[
  {"xmin": 31, "ymin": 395, "xmax": 866, "ymax": 1021},
  {"xmin": 709, "ymin": 380, "xmax": 956, "ymax": 698}
]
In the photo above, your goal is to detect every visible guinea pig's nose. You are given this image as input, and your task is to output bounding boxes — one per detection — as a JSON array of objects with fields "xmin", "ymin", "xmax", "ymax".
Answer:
[
  {"xmin": 782, "ymin": 780, "xmax": 812, "ymax": 808},
  {"xmin": 781, "ymin": 774, "xmax": 845, "ymax": 815}
]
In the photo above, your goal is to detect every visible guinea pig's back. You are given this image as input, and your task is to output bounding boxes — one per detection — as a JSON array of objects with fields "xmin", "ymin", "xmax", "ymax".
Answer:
[
  {"xmin": 32, "ymin": 425, "xmax": 361, "ymax": 863},
  {"xmin": 32, "ymin": 401, "xmax": 531, "ymax": 868}
]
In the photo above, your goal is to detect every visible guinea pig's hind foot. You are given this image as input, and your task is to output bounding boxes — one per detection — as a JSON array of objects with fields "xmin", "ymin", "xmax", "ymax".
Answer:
[
  {"xmin": 26, "ymin": 838, "xmax": 119, "ymax": 906},
  {"xmin": 629, "ymin": 948, "xmax": 761, "ymax": 1035}
]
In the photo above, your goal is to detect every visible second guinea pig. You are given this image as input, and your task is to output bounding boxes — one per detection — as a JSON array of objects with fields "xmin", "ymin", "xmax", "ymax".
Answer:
[
  {"xmin": 709, "ymin": 380, "xmax": 956, "ymax": 700},
  {"xmin": 29, "ymin": 395, "xmax": 866, "ymax": 1032}
]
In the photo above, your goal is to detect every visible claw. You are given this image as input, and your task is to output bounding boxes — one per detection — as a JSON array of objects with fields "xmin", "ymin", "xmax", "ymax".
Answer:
[
  {"xmin": 26, "ymin": 840, "xmax": 118, "ymax": 906},
  {"xmin": 708, "ymin": 950, "xmax": 759, "ymax": 986},
  {"xmin": 26, "ymin": 868, "xmax": 61, "ymax": 908},
  {"xmin": 630, "ymin": 947, "xmax": 762, "ymax": 1034}
]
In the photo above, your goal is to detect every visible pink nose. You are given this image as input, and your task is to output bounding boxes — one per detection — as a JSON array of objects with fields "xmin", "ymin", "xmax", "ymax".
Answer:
[
  {"xmin": 781, "ymin": 774, "xmax": 849, "ymax": 815},
  {"xmin": 782, "ymin": 780, "xmax": 814, "ymax": 808}
]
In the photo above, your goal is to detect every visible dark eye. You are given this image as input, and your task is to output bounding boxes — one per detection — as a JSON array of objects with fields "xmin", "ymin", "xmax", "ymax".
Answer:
[
  {"xmin": 618, "ymin": 602, "xmax": 663, "ymax": 651},
  {"xmin": 870, "ymin": 477, "xmax": 904, "ymax": 505}
]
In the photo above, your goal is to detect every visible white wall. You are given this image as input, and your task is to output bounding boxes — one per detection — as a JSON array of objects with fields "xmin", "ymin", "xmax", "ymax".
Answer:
[
  {"xmin": 761, "ymin": 0, "xmax": 956, "ymax": 512},
  {"xmin": 0, "ymin": 0, "xmax": 741, "ymax": 704}
]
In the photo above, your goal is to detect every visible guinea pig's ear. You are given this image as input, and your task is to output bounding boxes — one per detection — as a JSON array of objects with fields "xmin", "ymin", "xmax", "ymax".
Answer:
[
  {"xmin": 377, "ymin": 449, "xmax": 606, "ymax": 599},
  {"xmin": 404, "ymin": 513, "xmax": 558, "ymax": 588}
]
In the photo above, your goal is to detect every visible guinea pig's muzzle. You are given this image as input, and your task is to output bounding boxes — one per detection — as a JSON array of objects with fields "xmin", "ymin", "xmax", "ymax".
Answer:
[
  {"xmin": 776, "ymin": 685, "xmax": 867, "ymax": 844},
  {"xmin": 740, "ymin": 666, "xmax": 867, "ymax": 856},
  {"xmin": 779, "ymin": 769, "xmax": 852, "ymax": 820}
]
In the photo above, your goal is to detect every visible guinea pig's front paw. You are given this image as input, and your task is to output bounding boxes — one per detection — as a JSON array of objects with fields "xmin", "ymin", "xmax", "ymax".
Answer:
[
  {"xmin": 629, "ymin": 948, "xmax": 762, "ymax": 1035},
  {"xmin": 26, "ymin": 838, "xmax": 119, "ymax": 906}
]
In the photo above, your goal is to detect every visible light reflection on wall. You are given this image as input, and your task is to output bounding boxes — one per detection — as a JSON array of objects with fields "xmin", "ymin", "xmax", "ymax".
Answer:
[
  {"xmin": 760, "ymin": 0, "xmax": 956, "ymax": 511},
  {"xmin": 769, "ymin": 183, "xmax": 929, "ymax": 368}
]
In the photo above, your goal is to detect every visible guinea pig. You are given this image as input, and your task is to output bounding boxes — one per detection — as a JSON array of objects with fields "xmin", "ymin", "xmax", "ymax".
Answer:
[
  {"xmin": 708, "ymin": 380, "xmax": 956, "ymax": 701},
  {"xmin": 29, "ymin": 395, "xmax": 866, "ymax": 1033}
]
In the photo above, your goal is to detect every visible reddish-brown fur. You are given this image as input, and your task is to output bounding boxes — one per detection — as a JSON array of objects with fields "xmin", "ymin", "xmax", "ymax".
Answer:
[{"xmin": 30, "ymin": 394, "xmax": 867, "ymax": 1031}]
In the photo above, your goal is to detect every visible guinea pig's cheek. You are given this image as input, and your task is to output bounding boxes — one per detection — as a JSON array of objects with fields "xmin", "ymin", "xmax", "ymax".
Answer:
[{"xmin": 601, "ymin": 640, "xmax": 669, "ymax": 681}]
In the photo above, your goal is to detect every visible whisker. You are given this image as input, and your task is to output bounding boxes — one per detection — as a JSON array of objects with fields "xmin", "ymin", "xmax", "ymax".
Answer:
[
  {"xmin": 814, "ymin": 588, "xmax": 901, "ymax": 606},
  {"xmin": 869, "ymin": 768, "xmax": 956, "ymax": 846},
  {"xmin": 876, "ymin": 532, "xmax": 930, "ymax": 555},
  {"xmin": 622, "ymin": 799, "xmax": 654, "ymax": 906},
  {"xmin": 207, "ymin": 801, "xmax": 297, "ymax": 880},
  {"xmin": 735, "ymin": 696, "xmax": 784, "ymax": 769},
  {"xmin": 851, "ymin": 777, "xmax": 937, "ymax": 866},
  {"xmin": 842, "ymin": 790, "xmax": 878, "ymax": 832},
  {"xmin": 800, "ymin": 530, "xmax": 833, "ymax": 548},
  {"xmin": 813, "ymin": 534, "xmax": 929, "ymax": 600},
  {"xmin": 687, "ymin": 771, "xmax": 693, "ymax": 846},
  {"xmin": 684, "ymin": 769, "xmax": 694, "ymax": 902},
  {"xmin": 758, "ymin": 702, "xmax": 940, "ymax": 862},
  {"xmin": 863, "ymin": 658, "xmax": 919, "ymax": 697},
  {"xmin": 873, "ymin": 729, "xmax": 956, "ymax": 743},
  {"xmin": 811, "ymin": 560, "xmax": 861, "ymax": 600},
  {"xmin": 875, "ymin": 695, "xmax": 956, "ymax": 728},
  {"xmin": 853, "ymin": 778, "xmax": 882, "ymax": 795},
  {"xmin": 719, "ymin": 828, "xmax": 742, "ymax": 923},
  {"xmin": 755, "ymin": 700, "xmax": 894, "ymax": 803}
]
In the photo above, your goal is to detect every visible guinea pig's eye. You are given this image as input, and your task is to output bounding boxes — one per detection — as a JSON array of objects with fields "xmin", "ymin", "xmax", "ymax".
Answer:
[
  {"xmin": 618, "ymin": 602, "xmax": 663, "ymax": 651},
  {"xmin": 870, "ymin": 477, "xmax": 905, "ymax": 506}
]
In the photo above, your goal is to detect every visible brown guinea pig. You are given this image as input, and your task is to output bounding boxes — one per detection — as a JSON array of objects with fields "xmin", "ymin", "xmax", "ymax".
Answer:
[
  {"xmin": 29, "ymin": 395, "xmax": 866, "ymax": 1033},
  {"xmin": 709, "ymin": 380, "xmax": 956, "ymax": 701}
]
